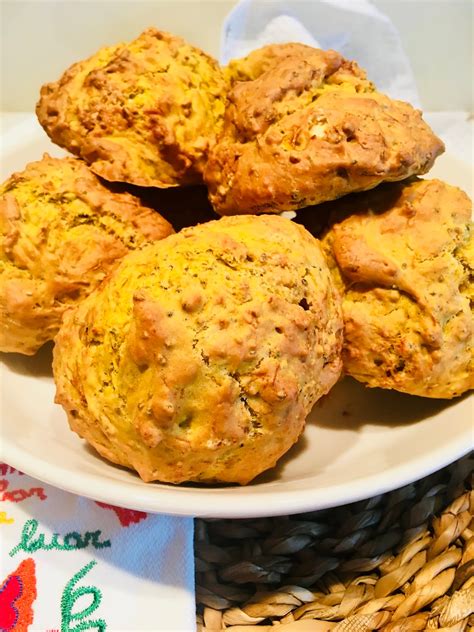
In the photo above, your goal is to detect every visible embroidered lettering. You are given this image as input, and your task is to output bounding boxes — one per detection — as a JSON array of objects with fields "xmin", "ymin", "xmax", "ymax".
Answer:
[
  {"xmin": 0, "ymin": 479, "xmax": 46, "ymax": 502},
  {"xmin": 61, "ymin": 561, "xmax": 106, "ymax": 631},
  {"xmin": 9, "ymin": 520, "xmax": 111, "ymax": 557}
]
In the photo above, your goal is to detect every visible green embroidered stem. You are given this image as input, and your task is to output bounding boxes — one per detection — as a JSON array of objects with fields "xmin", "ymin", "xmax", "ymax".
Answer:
[{"xmin": 61, "ymin": 561, "xmax": 106, "ymax": 632}]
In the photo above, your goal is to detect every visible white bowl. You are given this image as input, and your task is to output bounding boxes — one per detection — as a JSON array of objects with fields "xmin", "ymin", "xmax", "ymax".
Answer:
[{"xmin": 1, "ymin": 117, "xmax": 472, "ymax": 518}]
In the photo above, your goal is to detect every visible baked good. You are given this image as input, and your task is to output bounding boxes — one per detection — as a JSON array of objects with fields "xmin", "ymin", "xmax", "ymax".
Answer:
[
  {"xmin": 224, "ymin": 42, "xmax": 334, "ymax": 83},
  {"xmin": 36, "ymin": 28, "xmax": 226, "ymax": 187},
  {"xmin": 205, "ymin": 43, "xmax": 444, "ymax": 215},
  {"xmin": 321, "ymin": 178, "xmax": 473, "ymax": 398},
  {"xmin": 0, "ymin": 154, "xmax": 173, "ymax": 355},
  {"xmin": 53, "ymin": 215, "xmax": 343, "ymax": 484}
]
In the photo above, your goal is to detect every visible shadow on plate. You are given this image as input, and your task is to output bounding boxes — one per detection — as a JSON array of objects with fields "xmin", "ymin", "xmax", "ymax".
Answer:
[
  {"xmin": 311, "ymin": 376, "xmax": 462, "ymax": 430},
  {"xmin": 250, "ymin": 434, "xmax": 311, "ymax": 485},
  {"xmin": 1, "ymin": 341, "xmax": 54, "ymax": 378}
]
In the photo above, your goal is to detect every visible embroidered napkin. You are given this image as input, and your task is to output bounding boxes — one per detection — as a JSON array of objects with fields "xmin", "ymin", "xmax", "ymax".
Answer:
[{"xmin": 0, "ymin": 463, "xmax": 195, "ymax": 631}]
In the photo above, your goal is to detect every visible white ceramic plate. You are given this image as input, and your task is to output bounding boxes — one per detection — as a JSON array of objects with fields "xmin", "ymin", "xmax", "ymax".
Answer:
[{"xmin": 1, "ymin": 117, "xmax": 473, "ymax": 518}]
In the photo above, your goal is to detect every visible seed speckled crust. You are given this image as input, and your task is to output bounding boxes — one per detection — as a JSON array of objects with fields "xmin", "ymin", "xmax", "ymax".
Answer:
[
  {"xmin": 36, "ymin": 28, "xmax": 226, "ymax": 187},
  {"xmin": 53, "ymin": 215, "xmax": 343, "ymax": 484},
  {"xmin": 321, "ymin": 179, "xmax": 473, "ymax": 399},
  {"xmin": 0, "ymin": 154, "xmax": 173, "ymax": 355},
  {"xmin": 205, "ymin": 43, "xmax": 444, "ymax": 216}
]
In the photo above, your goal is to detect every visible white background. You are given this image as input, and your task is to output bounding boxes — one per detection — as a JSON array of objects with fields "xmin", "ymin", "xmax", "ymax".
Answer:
[{"xmin": 1, "ymin": 0, "xmax": 473, "ymax": 111}]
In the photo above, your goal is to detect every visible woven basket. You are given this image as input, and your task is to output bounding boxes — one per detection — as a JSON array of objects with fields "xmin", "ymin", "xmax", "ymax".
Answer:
[{"xmin": 195, "ymin": 454, "xmax": 474, "ymax": 631}]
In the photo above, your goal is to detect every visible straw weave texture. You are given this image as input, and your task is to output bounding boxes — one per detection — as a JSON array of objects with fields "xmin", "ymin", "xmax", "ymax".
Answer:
[{"xmin": 195, "ymin": 454, "xmax": 474, "ymax": 630}]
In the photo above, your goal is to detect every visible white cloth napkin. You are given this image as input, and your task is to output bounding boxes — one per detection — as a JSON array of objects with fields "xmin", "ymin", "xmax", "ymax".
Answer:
[
  {"xmin": 0, "ymin": 464, "xmax": 195, "ymax": 632},
  {"xmin": 221, "ymin": 0, "xmax": 421, "ymax": 106}
]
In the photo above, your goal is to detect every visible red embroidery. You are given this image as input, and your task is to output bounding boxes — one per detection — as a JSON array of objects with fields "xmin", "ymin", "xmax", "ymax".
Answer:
[
  {"xmin": 95, "ymin": 501, "xmax": 147, "ymax": 527},
  {"xmin": 0, "ymin": 464, "xmax": 24, "ymax": 477},
  {"xmin": 0, "ymin": 558, "xmax": 37, "ymax": 631},
  {"xmin": 0, "ymin": 480, "xmax": 46, "ymax": 503},
  {"xmin": 0, "ymin": 575, "xmax": 20, "ymax": 629}
]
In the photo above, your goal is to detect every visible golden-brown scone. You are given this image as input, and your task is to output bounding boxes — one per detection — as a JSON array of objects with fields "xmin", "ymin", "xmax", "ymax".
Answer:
[
  {"xmin": 0, "ymin": 154, "xmax": 173, "ymax": 355},
  {"xmin": 205, "ymin": 43, "xmax": 444, "ymax": 215},
  {"xmin": 321, "ymin": 178, "xmax": 473, "ymax": 399},
  {"xmin": 53, "ymin": 215, "xmax": 343, "ymax": 484},
  {"xmin": 224, "ymin": 42, "xmax": 349, "ymax": 84},
  {"xmin": 36, "ymin": 28, "xmax": 226, "ymax": 187}
]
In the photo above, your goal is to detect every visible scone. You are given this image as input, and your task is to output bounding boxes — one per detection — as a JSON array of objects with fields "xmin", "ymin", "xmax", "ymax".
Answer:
[
  {"xmin": 224, "ymin": 42, "xmax": 330, "ymax": 84},
  {"xmin": 205, "ymin": 43, "xmax": 444, "ymax": 215},
  {"xmin": 53, "ymin": 215, "xmax": 343, "ymax": 484},
  {"xmin": 0, "ymin": 154, "xmax": 173, "ymax": 355},
  {"xmin": 321, "ymin": 179, "xmax": 473, "ymax": 398},
  {"xmin": 36, "ymin": 28, "xmax": 226, "ymax": 187}
]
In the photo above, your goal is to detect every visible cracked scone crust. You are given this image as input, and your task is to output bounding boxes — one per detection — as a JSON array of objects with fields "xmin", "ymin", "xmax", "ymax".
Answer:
[
  {"xmin": 321, "ymin": 179, "xmax": 473, "ymax": 399},
  {"xmin": 36, "ymin": 28, "xmax": 226, "ymax": 187},
  {"xmin": 224, "ymin": 42, "xmax": 337, "ymax": 84},
  {"xmin": 53, "ymin": 215, "xmax": 343, "ymax": 484},
  {"xmin": 205, "ymin": 43, "xmax": 444, "ymax": 215},
  {"xmin": 0, "ymin": 154, "xmax": 173, "ymax": 355}
]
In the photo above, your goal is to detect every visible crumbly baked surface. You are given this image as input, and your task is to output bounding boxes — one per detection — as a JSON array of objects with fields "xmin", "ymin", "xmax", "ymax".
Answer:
[
  {"xmin": 321, "ymin": 178, "xmax": 473, "ymax": 398},
  {"xmin": 205, "ymin": 43, "xmax": 444, "ymax": 216},
  {"xmin": 36, "ymin": 28, "xmax": 226, "ymax": 187},
  {"xmin": 224, "ymin": 42, "xmax": 335, "ymax": 84},
  {"xmin": 0, "ymin": 154, "xmax": 173, "ymax": 355},
  {"xmin": 53, "ymin": 215, "xmax": 343, "ymax": 484}
]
